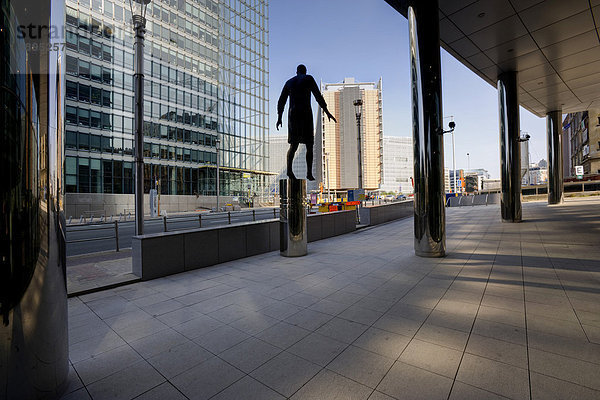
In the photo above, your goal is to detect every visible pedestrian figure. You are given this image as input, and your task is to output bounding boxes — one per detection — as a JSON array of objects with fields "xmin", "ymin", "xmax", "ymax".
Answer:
[{"xmin": 277, "ymin": 64, "xmax": 337, "ymax": 180}]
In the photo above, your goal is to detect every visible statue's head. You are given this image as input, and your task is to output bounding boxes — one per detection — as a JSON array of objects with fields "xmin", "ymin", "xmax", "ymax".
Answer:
[{"xmin": 296, "ymin": 64, "xmax": 307, "ymax": 75}]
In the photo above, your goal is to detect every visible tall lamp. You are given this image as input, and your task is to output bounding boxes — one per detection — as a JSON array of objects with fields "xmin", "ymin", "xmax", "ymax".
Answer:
[
  {"xmin": 129, "ymin": 0, "xmax": 151, "ymax": 236},
  {"xmin": 353, "ymin": 99, "xmax": 363, "ymax": 189}
]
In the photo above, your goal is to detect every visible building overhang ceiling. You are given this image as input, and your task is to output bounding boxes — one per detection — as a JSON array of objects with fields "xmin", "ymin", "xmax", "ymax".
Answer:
[{"xmin": 385, "ymin": 0, "xmax": 600, "ymax": 117}]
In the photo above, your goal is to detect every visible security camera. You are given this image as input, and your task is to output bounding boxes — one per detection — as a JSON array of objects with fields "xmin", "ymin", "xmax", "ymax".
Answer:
[{"xmin": 448, "ymin": 121, "xmax": 456, "ymax": 130}]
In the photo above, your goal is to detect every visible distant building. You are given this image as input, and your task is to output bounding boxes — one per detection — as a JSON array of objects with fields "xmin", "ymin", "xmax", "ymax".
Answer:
[
  {"xmin": 444, "ymin": 168, "xmax": 451, "ymax": 194},
  {"xmin": 316, "ymin": 78, "xmax": 383, "ymax": 191},
  {"xmin": 268, "ymin": 135, "xmax": 316, "ymax": 193},
  {"xmin": 381, "ymin": 137, "xmax": 413, "ymax": 193},
  {"xmin": 563, "ymin": 110, "xmax": 600, "ymax": 177}
]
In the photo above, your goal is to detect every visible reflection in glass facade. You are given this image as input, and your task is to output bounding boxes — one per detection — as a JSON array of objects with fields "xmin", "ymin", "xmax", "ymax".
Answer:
[{"xmin": 64, "ymin": 0, "xmax": 268, "ymax": 197}]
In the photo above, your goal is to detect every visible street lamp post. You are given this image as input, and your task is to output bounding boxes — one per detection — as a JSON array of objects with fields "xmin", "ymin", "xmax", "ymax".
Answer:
[
  {"xmin": 353, "ymin": 99, "xmax": 363, "ymax": 189},
  {"xmin": 216, "ymin": 136, "xmax": 220, "ymax": 211},
  {"xmin": 467, "ymin": 152, "xmax": 470, "ymax": 173},
  {"xmin": 442, "ymin": 116, "xmax": 457, "ymax": 193},
  {"xmin": 129, "ymin": 0, "xmax": 151, "ymax": 236}
]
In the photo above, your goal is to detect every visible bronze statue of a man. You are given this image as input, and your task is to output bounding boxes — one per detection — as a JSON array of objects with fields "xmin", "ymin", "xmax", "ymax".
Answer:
[{"xmin": 277, "ymin": 64, "xmax": 337, "ymax": 180}]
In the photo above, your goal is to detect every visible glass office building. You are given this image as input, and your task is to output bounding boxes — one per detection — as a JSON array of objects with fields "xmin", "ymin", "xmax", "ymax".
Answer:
[{"xmin": 64, "ymin": 0, "xmax": 268, "ymax": 201}]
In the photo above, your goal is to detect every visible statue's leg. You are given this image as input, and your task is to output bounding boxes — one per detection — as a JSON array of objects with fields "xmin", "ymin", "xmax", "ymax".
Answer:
[
  {"xmin": 306, "ymin": 143, "xmax": 315, "ymax": 180},
  {"xmin": 287, "ymin": 142, "xmax": 298, "ymax": 179}
]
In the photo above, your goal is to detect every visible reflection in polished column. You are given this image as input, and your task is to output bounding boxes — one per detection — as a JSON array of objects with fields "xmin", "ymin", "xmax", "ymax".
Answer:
[
  {"xmin": 547, "ymin": 110, "xmax": 564, "ymax": 205},
  {"xmin": 0, "ymin": 0, "xmax": 69, "ymax": 398},
  {"xmin": 498, "ymin": 71, "xmax": 522, "ymax": 222},
  {"xmin": 408, "ymin": 0, "xmax": 445, "ymax": 257},
  {"xmin": 279, "ymin": 179, "xmax": 307, "ymax": 257}
]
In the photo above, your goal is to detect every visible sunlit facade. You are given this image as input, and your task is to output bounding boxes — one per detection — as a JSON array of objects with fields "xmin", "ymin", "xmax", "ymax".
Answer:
[{"xmin": 316, "ymin": 78, "xmax": 383, "ymax": 191}]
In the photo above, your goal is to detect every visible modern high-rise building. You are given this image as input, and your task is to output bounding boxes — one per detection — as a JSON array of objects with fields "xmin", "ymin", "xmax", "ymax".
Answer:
[
  {"xmin": 316, "ymin": 78, "xmax": 383, "ymax": 191},
  {"xmin": 563, "ymin": 110, "xmax": 600, "ymax": 177},
  {"xmin": 267, "ymin": 135, "xmax": 315, "ymax": 193},
  {"xmin": 63, "ymin": 0, "xmax": 268, "ymax": 216},
  {"xmin": 381, "ymin": 136, "xmax": 413, "ymax": 193}
]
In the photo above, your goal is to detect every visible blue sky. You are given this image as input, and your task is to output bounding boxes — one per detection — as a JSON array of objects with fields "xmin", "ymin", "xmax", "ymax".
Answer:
[{"xmin": 268, "ymin": 0, "xmax": 547, "ymax": 178}]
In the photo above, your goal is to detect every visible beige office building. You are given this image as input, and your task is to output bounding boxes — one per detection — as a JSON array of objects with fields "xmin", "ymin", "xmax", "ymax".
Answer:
[{"xmin": 316, "ymin": 78, "xmax": 383, "ymax": 191}]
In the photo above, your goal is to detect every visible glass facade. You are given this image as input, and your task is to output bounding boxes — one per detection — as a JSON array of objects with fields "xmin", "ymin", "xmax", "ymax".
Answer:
[{"xmin": 64, "ymin": 0, "xmax": 269, "ymax": 197}]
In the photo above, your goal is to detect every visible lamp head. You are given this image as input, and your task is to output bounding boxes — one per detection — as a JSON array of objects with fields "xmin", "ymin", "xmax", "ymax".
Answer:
[{"xmin": 448, "ymin": 121, "xmax": 456, "ymax": 130}]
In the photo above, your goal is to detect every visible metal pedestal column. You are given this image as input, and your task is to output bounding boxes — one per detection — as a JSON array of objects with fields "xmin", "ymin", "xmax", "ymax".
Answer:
[
  {"xmin": 498, "ymin": 71, "xmax": 522, "ymax": 222},
  {"xmin": 134, "ymin": 18, "xmax": 146, "ymax": 236},
  {"xmin": 547, "ymin": 110, "xmax": 564, "ymax": 204},
  {"xmin": 408, "ymin": 0, "xmax": 446, "ymax": 257},
  {"xmin": 280, "ymin": 179, "xmax": 307, "ymax": 257}
]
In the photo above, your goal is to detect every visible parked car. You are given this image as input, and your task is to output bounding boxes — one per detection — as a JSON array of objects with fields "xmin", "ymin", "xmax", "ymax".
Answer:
[
  {"xmin": 397, "ymin": 194, "xmax": 407, "ymax": 201},
  {"xmin": 384, "ymin": 194, "xmax": 395, "ymax": 201}
]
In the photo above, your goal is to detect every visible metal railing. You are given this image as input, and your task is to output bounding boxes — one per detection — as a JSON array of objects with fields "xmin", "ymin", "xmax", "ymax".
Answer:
[
  {"xmin": 66, "ymin": 221, "xmax": 120, "ymax": 252},
  {"xmin": 161, "ymin": 208, "xmax": 279, "ymax": 232},
  {"xmin": 65, "ymin": 208, "xmax": 280, "ymax": 253}
]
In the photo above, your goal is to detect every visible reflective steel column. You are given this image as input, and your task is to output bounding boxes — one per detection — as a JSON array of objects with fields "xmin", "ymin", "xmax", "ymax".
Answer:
[
  {"xmin": 408, "ymin": 0, "xmax": 445, "ymax": 257},
  {"xmin": 547, "ymin": 110, "xmax": 564, "ymax": 204},
  {"xmin": 279, "ymin": 179, "xmax": 307, "ymax": 257},
  {"xmin": 498, "ymin": 71, "xmax": 522, "ymax": 222},
  {"xmin": 1, "ymin": 0, "xmax": 69, "ymax": 398}
]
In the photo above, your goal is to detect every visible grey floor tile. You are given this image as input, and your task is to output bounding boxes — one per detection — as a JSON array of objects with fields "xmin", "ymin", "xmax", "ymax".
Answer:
[
  {"xmin": 529, "ymin": 348, "xmax": 600, "ymax": 391},
  {"xmin": 477, "ymin": 305, "xmax": 525, "ymax": 328},
  {"xmin": 147, "ymin": 340, "xmax": 213, "ymax": 378},
  {"xmin": 309, "ymin": 299, "xmax": 351, "ymax": 315},
  {"xmin": 414, "ymin": 323, "xmax": 469, "ymax": 351},
  {"xmin": 156, "ymin": 306, "xmax": 203, "ymax": 327},
  {"xmin": 527, "ymin": 313, "xmax": 588, "ymax": 340},
  {"xmin": 284, "ymin": 308, "xmax": 334, "ymax": 331},
  {"xmin": 283, "ymin": 292, "xmax": 321, "ymax": 308},
  {"xmin": 377, "ymin": 361, "xmax": 453, "ymax": 400},
  {"xmin": 62, "ymin": 366, "xmax": 84, "ymax": 397},
  {"xmin": 259, "ymin": 302, "xmax": 304, "ymax": 320},
  {"xmin": 315, "ymin": 317, "xmax": 369, "ymax": 344},
  {"xmin": 471, "ymin": 318, "xmax": 527, "ymax": 346},
  {"xmin": 425, "ymin": 309, "xmax": 476, "ymax": 333},
  {"xmin": 399, "ymin": 339, "xmax": 462, "ymax": 378},
  {"xmin": 352, "ymin": 327, "xmax": 411, "ymax": 359},
  {"xmin": 69, "ymin": 330, "xmax": 127, "ymax": 364},
  {"xmin": 288, "ymin": 332, "xmax": 348, "ymax": 366},
  {"xmin": 338, "ymin": 305, "xmax": 384, "ymax": 326},
  {"xmin": 228, "ymin": 312, "xmax": 279, "ymax": 335},
  {"xmin": 86, "ymin": 360, "xmax": 165, "ymax": 400},
  {"xmin": 373, "ymin": 314, "xmax": 422, "ymax": 337},
  {"xmin": 172, "ymin": 314, "xmax": 224, "ymax": 339},
  {"xmin": 448, "ymin": 381, "xmax": 509, "ymax": 400},
  {"xmin": 527, "ymin": 329, "xmax": 600, "ymax": 365},
  {"xmin": 465, "ymin": 334, "xmax": 528, "ymax": 368},
  {"xmin": 194, "ymin": 325, "xmax": 250, "ymax": 354},
  {"xmin": 140, "ymin": 299, "xmax": 186, "ymax": 317},
  {"xmin": 290, "ymin": 369, "xmax": 372, "ymax": 400},
  {"xmin": 530, "ymin": 372, "xmax": 600, "ymax": 400},
  {"xmin": 256, "ymin": 321, "xmax": 311, "ymax": 349},
  {"xmin": 327, "ymin": 345, "xmax": 394, "ymax": 388},
  {"xmin": 250, "ymin": 351, "xmax": 321, "ymax": 397},
  {"xmin": 208, "ymin": 303, "xmax": 254, "ymax": 324},
  {"xmin": 211, "ymin": 375, "xmax": 285, "ymax": 400},
  {"xmin": 170, "ymin": 356, "xmax": 245, "ymax": 400},
  {"xmin": 60, "ymin": 388, "xmax": 92, "ymax": 400},
  {"xmin": 456, "ymin": 353, "xmax": 529, "ymax": 400},
  {"xmin": 219, "ymin": 337, "xmax": 281, "ymax": 373},
  {"xmin": 129, "ymin": 328, "xmax": 189, "ymax": 359},
  {"xmin": 133, "ymin": 382, "xmax": 188, "ymax": 400},
  {"xmin": 73, "ymin": 344, "xmax": 142, "ymax": 386},
  {"xmin": 367, "ymin": 391, "xmax": 396, "ymax": 400}
]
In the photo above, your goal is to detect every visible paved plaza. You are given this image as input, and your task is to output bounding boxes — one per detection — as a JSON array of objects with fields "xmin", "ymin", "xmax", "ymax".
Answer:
[{"xmin": 61, "ymin": 198, "xmax": 600, "ymax": 400}]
